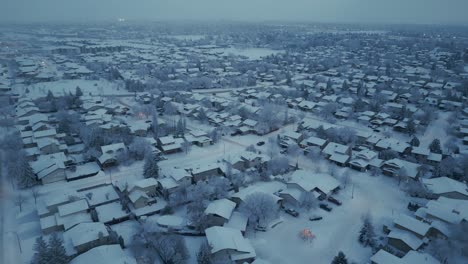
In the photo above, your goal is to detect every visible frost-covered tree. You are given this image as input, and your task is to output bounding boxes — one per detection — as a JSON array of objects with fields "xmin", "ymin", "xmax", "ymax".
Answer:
[
  {"xmin": 143, "ymin": 153, "xmax": 159, "ymax": 179},
  {"xmin": 240, "ymin": 192, "xmax": 278, "ymax": 226},
  {"xmin": 210, "ymin": 177, "xmax": 230, "ymax": 199},
  {"xmin": 197, "ymin": 241, "xmax": 213, "ymax": 264},
  {"xmin": 187, "ymin": 201, "xmax": 208, "ymax": 231},
  {"xmin": 128, "ymin": 138, "xmax": 150, "ymax": 160},
  {"xmin": 300, "ymin": 192, "xmax": 318, "ymax": 210},
  {"xmin": 149, "ymin": 233, "xmax": 189, "ymax": 264},
  {"xmin": 358, "ymin": 216, "xmax": 376, "ymax": 249},
  {"xmin": 267, "ymin": 156, "xmax": 290, "ymax": 175}
]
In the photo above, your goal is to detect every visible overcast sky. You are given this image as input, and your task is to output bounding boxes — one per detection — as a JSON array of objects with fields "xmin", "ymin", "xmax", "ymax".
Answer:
[{"xmin": 1, "ymin": 0, "xmax": 468, "ymax": 25}]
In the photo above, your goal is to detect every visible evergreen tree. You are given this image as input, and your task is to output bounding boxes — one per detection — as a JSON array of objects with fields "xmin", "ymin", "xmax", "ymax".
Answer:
[
  {"xmin": 75, "ymin": 86, "xmax": 83, "ymax": 97},
  {"xmin": 406, "ymin": 119, "xmax": 416, "ymax": 135},
  {"xmin": 46, "ymin": 90, "xmax": 54, "ymax": 101},
  {"xmin": 32, "ymin": 236, "xmax": 49, "ymax": 264},
  {"xmin": 429, "ymin": 139, "xmax": 442, "ymax": 154},
  {"xmin": 48, "ymin": 233, "xmax": 69, "ymax": 264},
  {"xmin": 358, "ymin": 216, "xmax": 376, "ymax": 248},
  {"xmin": 143, "ymin": 153, "xmax": 159, "ymax": 179},
  {"xmin": 331, "ymin": 251, "xmax": 348, "ymax": 264},
  {"xmin": 410, "ymin": 137, "xmax": 420, "ymax": 147},
  {"xmin": 342, "ymin": 80, "xmax": 349, "ymax": 92},
  {"xmin": 17, "ymin": 157, "xmax": 38, "ymax": 189}
]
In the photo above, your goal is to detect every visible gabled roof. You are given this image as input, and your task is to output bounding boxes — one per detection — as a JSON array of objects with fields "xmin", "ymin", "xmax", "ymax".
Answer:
[
  {"xmin": 422, "ymin": 177, "xmax": 468, "ymax": 197},
  {"xmin": 205, "ymin": 199, "xmax": 236, "ymax": 220}
]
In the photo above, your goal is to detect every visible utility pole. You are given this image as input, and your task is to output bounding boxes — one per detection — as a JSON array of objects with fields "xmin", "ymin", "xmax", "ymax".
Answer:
[{"xmin": 351, "ymin": 183, "xmax": 355, "ymax": 199}]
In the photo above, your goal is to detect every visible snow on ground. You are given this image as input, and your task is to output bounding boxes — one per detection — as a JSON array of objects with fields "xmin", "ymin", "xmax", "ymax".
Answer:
[
  {"xmin": 14, "ymin": 79, "xmax": 129, "ymax": 99},
  {"xmin": 250, "ymin": 169, "xmax": 409, "ymax": 264}
]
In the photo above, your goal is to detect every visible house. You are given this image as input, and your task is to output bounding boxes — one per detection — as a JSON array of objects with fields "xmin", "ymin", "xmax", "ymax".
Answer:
[
  {"xmin": 382, "ymin": 159, "xmax": 420, "ymax": 181},
  {"xmin": 349, "ymin": 149, "xmax": 378, "ymax": 171},
  {"xmin": 31, "ymin": 152, "xmax": 67, "ymax": 184},
  {"xmin": 130, "ymin": 178, "xmax": 158, "ymax": 196},
  {"xmin": 322, "ymin": 142, "xmax": 351, "ymax": 166},
  {"xmin": 205, "ymin": 226, "xmax": 256, "ymax": 263},
  {"xmin": 387, "ymin": 230, "xmax": 424, "ymax": 254},
  {"xmin": 300, "ymin": 136, "xmax": 327, "ymax": 149},
  {"xmin": 63, "ymin": 222, "xmax": 110, "ymax": 256},
  {"xmin": 128, "ymin": 190, "xmax": 149, "ymax": 209},
  {"xmin": 286, "ymin": 170, "xmax": 340, "ymax": 199},
  {"xmin": 80, "ymin": 185, "xmax": 120, "ymax": 208},
  {"xmin": 189, "ymin": 163, "xmax": 224, "ymax": 182},
  {"xmin": 422, "ymin": 177, "xmax": 468, "ymax": 200},
  {"xmin": 95, "ymin": 201, "xmax": 129, "ymax": 224},
  {"xmin": 370, "ymin": 249, "xmax": 402, "ymax": 264},
  {"xmin": 70, "ymin": 245, "xmax": 136, "ymax": 264},
  {"xmin": 66, "ymin": 162, "xmax": 101, "ymax": 181},
  {"xmin": 157, "ymin": 135, "xmax": 182, "ymax": 154},
  {"xmin": 393, "ymin": 214, "xmax": 431, "ymax": 239},
  {"xmin": 224, "ymin": 212, "xmax": 249, "ymax": 235},
  {"xmin": 205, "ymin": 198, "xmax": 237, "ymax": 227},
  {"xmin": 98, "ymin": 143, "xmax": 126, "ymax": 168},
  {"xmin": 185, "ymin": 130, "xmax": 212, "ymax": 147}
]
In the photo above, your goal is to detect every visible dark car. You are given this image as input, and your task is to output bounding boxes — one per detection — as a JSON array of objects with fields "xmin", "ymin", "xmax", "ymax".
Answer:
[
  {"xmin": 256, "ymin": 141, "xmax": 265, "ymax": 146},
  {"xmin": 328, "ymin": 196, "xmax": 342, "ymax": 206},
  {"xmin": 407, "ymin": 202, "xmax": 422, "ymax": 212},
  {"xmin": 285, "ymin": 208, "xmax": 299, "ymax": 217},
  {"xmin": 254, "ymin": 225, "xmax": 267, "ymax": 232},
  {"xmin": 309, "ymin": 215, "xmax": 323, "ymax": 221},
  {"xmin": 319, "ymin": 203, "xmax": 332, "ymax": 212}
]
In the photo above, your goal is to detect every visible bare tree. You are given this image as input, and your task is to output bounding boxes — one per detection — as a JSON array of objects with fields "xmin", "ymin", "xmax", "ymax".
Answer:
[
  {"xmin": 32, "ymin": 188, "xmax": 40, "ymax": 204},
  {"xmin": 15, "ymin": 194, "xmax": 26, "ymax": 212},
  {"xmin": 148, "ymin": 233, "xmax": 189, "ymax": 264}
]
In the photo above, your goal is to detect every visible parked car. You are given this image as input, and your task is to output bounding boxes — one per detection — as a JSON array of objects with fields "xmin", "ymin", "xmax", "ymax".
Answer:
[
  {"xmin": 407, "ymin": 202, "xmax": 423, "ymax": 212},
  {"xmin": 254, "ymin": 225, "xmax": 267, "ymax": 232},
  {"xmin": 319, "ymin": 203, "xmax": 332, "ymax": 212},
  {"xmin": 328, "ymin": 196, "xmax": 342, "ymax": 206},
  {"xmin": 285, "ymin": 208, "xmax": 299, "ymax": 217},
  {"xmin": 256, "ymin": 141, "xmax": 265, "ymax": 146},
  {"xmin": 309, "ymin": 215, "xmax": 323, "ymax": 221}
]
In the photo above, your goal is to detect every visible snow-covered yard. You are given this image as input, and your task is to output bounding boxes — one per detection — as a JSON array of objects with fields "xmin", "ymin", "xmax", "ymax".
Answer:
[{"xmin": 250, "ymin": 170, "xmax": 409, "ymax": 263}]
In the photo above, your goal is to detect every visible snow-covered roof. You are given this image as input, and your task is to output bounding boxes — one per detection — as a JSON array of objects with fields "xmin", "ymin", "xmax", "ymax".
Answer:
[
  {"xmin": 288, "ymin": 170, "xmax": 340, "ymax": 195},
  {"xmin": 205, "ymin": 226, "xmax": 256, "ymax": 257},
  {"xmin": 65, "ymin": 222, "xmax": 108, "ymax": 248},
  {"xmin": 388, "ymin": 230, "xmax": 423, "ymax": 250},
  {"xmin": 205, "ymin": 198, "xmax": 236, "ymax": 220},
  {"xmin": 422, "ymin": 177, "xmax": 468, "ymax": 197},
  {"xmin": 393, "ymin": 214, "xmax": 430, "ymax": 237},
  {"xmin": 70, "ymin": 245, "xmax": 136, "ymax": 264},
  {"xmin": 401, "ymin": 250, "xmax": 440, "ymax": 264},
  {"xmin": 224, "ymin": 211, "xmax": 248, "ymax": 232},
  {"xmin": 57, "ymin": 199, "xmax": 89, "ymax": 217},
  {"xmin": 95, "ymin": 202, "xmax": 128, "ymax": 223},
  {"xmin": 370, "ymin": 249, "xmax": 402, "ymax": 264}
]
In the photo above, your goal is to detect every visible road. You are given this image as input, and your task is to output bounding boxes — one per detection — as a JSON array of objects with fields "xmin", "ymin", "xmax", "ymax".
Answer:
[{"xmin": 0, "ymin": 152, "xmax": 22, "ymax": 264}]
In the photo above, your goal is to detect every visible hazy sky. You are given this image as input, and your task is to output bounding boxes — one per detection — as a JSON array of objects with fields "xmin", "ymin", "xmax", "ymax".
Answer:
[{"xmin": 1, "ymin": 0, "xmax": 468, "ymax": 25}]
